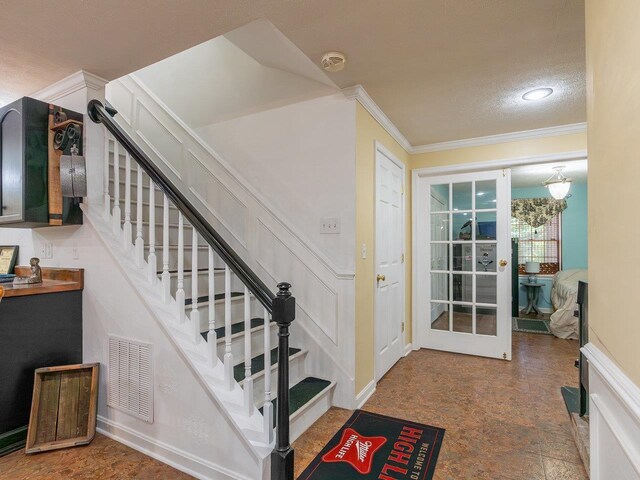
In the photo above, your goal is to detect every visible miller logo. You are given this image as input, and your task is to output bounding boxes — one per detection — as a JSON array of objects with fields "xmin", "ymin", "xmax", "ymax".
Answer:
[{"xmin": 321, "ymin": 428, "xmax": 387, "ymax": 474}]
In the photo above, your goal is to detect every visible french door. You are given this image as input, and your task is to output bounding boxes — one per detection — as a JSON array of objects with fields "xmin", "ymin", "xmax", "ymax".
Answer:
[{"xmin": 415, "ymin": 169, "xmax": 511, "ymax": 360}]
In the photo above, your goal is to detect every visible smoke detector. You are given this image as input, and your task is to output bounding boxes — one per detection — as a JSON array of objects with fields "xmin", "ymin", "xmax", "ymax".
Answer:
[{"xmin": 321, "ymin": 52, "xmax": 347, "ymax": 72}]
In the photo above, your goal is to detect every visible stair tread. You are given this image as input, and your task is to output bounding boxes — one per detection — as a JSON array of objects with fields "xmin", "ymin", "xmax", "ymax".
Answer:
[
  {"xmin": 234, "ymin": 347, "xmax": 301, "ymax": 383},
  {"xmin": 259, "ymin": 377, "xmax": 332, "ymax": 424},
  {"xmin": 185, "ymin": 291, "xmax": 243, "ymax": 306},
  {"xmin": 200, "ymin": 317, "xmax": 273, "ymax": 342},
  {"xmin": 159, "ymin": 267, "xmax": 225, "ymax": 275}
]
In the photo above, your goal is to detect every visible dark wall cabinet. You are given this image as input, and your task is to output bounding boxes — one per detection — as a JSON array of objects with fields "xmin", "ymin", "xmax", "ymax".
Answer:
[{"xmin": 0, "ymin": 97, "xmax": 83, "ymax": 227}]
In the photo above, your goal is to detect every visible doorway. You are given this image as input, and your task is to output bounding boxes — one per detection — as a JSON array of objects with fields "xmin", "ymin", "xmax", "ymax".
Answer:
[
  {"xmin": 374, "ymin": 143, "xmax": 405, "ymax": 380},
  {"xmin": 414, "ymin": 169, "xmax": 512, "ymax": 360}
]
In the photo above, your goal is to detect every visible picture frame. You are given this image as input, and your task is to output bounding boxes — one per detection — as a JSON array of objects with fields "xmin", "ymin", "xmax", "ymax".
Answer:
[{"xmin": 0, "ymin": 246, "xmax": 18, "ymax": 275}]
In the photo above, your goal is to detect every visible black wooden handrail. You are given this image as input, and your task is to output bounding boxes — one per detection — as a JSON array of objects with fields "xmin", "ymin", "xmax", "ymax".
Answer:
[{"xmin": 88, "ymin": 99, "xmax": 276, "ymax": 312}]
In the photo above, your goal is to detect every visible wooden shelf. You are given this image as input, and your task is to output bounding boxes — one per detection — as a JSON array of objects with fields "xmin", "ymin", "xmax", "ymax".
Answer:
[{"xmin": 2, "ymin": 267, "xmax": 83, "ymax": 298}]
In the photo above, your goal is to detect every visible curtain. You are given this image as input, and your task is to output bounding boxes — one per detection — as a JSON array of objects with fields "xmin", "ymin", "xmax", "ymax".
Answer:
[{"xmin": 511, "ymin": 198, "xmax": 567, "ymax": 228}]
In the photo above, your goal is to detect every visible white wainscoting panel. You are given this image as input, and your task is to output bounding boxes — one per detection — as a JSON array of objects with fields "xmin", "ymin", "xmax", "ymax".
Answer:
[
  {"xmin": 136, "ymin": 101, "xmax": 184, "ymax": 180},
  {"xmin": 583, "ymin": 343, "xmax": 640, "ymax": 480},
  {"xmin": 256, "ymin": 219, "xmax": 338, "ymax": 343}
]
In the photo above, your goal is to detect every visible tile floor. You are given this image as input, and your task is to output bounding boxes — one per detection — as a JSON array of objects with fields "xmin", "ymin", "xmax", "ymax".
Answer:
[
  {"xmin": 0, "ymin": 333, "xmax": 586, "ymax": 480},
  {"xmin": 293, "ymin": 333, "xmax": 588, "ymax": 480},
  {"xmin": 0, "ymin": 433, "xmax": 191, "ymax": 479}
]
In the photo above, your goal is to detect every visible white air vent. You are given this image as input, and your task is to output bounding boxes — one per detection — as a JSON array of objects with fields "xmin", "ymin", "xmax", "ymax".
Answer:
[{"xmin": 108, "ymin": 336, "xmax": 153, "ymax": 423}]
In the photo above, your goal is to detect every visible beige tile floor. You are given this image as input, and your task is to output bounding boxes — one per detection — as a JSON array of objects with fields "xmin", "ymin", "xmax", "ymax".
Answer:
[
  {"xmin": 0, "ymin": 433, "xmax": 192, "ymax": 479},
  {"xmin": 293, "ymin": 333, "xmax": 588, "ymax": 480},
  {"xmin": 0, "ymin": 333, "xmax": 586, "ymax": 480}
]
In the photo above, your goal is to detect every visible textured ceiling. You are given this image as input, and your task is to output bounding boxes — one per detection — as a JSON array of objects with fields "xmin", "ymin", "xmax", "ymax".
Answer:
[{"xmin": 0, "ymin": 0, "xmax": 585, "ymax": 145}]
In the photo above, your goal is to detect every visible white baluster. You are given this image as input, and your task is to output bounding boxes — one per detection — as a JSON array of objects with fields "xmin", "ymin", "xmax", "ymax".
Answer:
[
  {"xmin": 243, "ymin": 286, "xmax": 253, "ymax": 416},
  {"xmin": 263, "ymin": 307, "xmax": 273, "ymax": 443},
  {"xmin": 147, "ymin": 179, "xmax": 157, "ymax": 284},
  {"xmin": 191, "ymin": 228, "xmax": 201, "ymax": 343},
  {"xmin": 161, "ymin": 194, "xmax": 171, "ymax": 303},
  {"xmin": 224, "ymin": 265, "xmax": 234, "ymax": 390},
  {"xmin": 135, "ymin": 164, "xmax": 144, "ymax": 267},
  {"xmin": 207, "ymin": 247, "xmax": 218, "ymax": 366},
  {"xmin": 176, "ymin": 213, "xmax": 185, "ymax": 321},
  {"xmin": 103, "ymin": 132, "xmax": 111, "ymax": 220},
  {"xmin": 123, "ymin": 152, "xmax": 132, "ymax": 250},
  {"xmin": 112, "ymin": 142, "xmax": 121, "ymax": 235}
]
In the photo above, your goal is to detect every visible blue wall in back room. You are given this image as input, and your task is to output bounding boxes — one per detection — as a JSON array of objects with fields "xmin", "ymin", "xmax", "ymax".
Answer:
[{"xmin": 512, "ymin": 181, "xmax": 588, "ymax": 311}]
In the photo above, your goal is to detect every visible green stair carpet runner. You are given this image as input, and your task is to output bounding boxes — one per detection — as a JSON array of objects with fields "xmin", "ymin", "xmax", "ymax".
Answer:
[
  {"xmin": 233, "ymin": 347, "xmax": 300, "ymax": 382},
  {"xmin": 200, "ymin": 317, "xmax": 273, "ymax": 342},
  {"xmin": 259, "ymin": 377, "xmax": 331, "ymax": 426}
]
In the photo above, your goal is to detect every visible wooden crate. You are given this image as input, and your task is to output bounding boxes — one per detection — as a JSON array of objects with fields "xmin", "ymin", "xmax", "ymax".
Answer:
[{"xmin": 25, "ymin": 363, "xmax": 99, "ymax": 454}]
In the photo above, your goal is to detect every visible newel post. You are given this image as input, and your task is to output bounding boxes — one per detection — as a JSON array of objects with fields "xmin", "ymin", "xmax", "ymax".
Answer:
[{"xmin": 271, "ymin": 282, "xmax": 295, "ymax": 480}]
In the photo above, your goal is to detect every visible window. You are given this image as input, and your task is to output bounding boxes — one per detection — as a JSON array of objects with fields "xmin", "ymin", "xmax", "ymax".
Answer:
[{"xmin": 511, "ymin": 214, "xmax": 561, "ymax": 274}]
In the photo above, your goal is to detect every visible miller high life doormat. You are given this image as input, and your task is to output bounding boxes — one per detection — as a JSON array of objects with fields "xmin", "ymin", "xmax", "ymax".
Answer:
[{"xmin": 298, "ymin": 410, "xmax": 445, "ymax": 479}]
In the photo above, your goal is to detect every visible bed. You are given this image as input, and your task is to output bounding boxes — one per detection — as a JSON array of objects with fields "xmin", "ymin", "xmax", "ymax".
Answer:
[{"xmin": 550, "ymin": 269, "xmax": 588, "ymax": 339}]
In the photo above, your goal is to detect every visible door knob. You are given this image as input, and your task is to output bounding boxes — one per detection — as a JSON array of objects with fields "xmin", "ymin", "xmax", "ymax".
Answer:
[
  {"xmin": 499, "ymin": 259, "xmax": 508, "ymax": 267},
  {"xmin": 377, "ymin": 274, "xmax": 386, "ymax": 282}
]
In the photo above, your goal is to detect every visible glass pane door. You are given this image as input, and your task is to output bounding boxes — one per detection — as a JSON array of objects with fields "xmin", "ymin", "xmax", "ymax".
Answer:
[{"xmin": 419, "ymin": 169, "xmax": 511, "ymax": 360}]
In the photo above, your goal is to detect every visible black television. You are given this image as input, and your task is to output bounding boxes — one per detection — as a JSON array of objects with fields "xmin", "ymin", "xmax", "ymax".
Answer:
[{"xmin": 577, "ymin": 281, "xmax": 589, "ymax": 416}]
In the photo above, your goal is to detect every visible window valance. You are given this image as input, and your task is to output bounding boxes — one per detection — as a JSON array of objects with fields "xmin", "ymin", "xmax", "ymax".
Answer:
[{"xmin": 511, "ymin": 198, "xmax": 567, "ymax": 228}]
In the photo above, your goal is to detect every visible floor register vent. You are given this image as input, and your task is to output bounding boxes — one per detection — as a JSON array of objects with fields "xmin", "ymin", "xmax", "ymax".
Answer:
[{"xmin": 107, "ymin": 335, "xmax": 154, "ymax": 423}]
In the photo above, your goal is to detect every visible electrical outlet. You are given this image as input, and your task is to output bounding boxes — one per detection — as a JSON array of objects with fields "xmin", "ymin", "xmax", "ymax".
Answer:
[
  {"xmin": 320, "ymin": 217, "xmax": 340, "ymax": 234},
  {"xmin": 40, "ymin": 242, "xmax": 53, "ymax": 259}
]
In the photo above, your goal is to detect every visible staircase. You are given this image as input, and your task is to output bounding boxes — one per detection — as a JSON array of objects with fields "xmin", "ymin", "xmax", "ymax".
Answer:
[{"xmin": 87, "ymin": 100, "xmax": 334, "ymax": 479}]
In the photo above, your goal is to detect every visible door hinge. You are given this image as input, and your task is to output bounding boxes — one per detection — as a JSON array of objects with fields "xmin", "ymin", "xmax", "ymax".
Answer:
[
  {"xmin": 502, "ymin": 169, "xmax": 507, "ymax": 177},
  {"xmin": 503, "ymin": 352, "xmax": 507, "ymax": 360},
  {"xmin": 402, "ymin": 322, "xmax": 405, "ymax": 332},
  {"xmin": 401, "ymin": 253, "xmax": 405, "ymax": 263},
  {"xmin": 401, "ymin": 184, "xmax": 405, "ymax": 195}
]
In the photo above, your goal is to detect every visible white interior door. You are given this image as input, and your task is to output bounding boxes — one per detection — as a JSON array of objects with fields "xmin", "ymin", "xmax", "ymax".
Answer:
[
  {"xmin": 416, "ymin": 169, "xmax": 512, "ymax": 360},
  {"xmin": 375, "ymin": 145, "xmax": 405, "ymax": 380}
]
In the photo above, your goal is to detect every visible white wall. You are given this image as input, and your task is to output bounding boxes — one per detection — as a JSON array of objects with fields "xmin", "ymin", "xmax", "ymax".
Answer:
[
  {"xmin": 195, "ymin": 93, "xmax": 357, "ymax": 270},
  {"xmin": 1, "ymin": 73, "xmax": 262, "ymax": 479}
]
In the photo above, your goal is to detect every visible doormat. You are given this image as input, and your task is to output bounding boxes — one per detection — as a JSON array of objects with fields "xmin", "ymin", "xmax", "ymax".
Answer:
[
  {"xmin": 512, "ymin": 317, "xmax": 552, "ymax": 335},
  {"xmin": 297, "ymin": 410, "xmax": 445, "ymax": 480}
]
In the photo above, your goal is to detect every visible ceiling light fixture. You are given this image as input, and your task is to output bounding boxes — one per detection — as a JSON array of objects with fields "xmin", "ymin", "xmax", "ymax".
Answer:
[
  {"xmin": 321, "ymin": 52, "xmax": 347, "ymax": 72},
  {"xmin": 543, "ymin": 166, "xmax": 572, "ymax": 200},
  {"xmin": 522, "ymin": 87, "xmax": 553, "ymax": 101}
]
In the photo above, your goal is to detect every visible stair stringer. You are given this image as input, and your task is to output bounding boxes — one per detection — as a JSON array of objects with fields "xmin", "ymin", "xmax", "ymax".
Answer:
[
  {"xmin": 107, "ymin": 76, "xmax": 358, "ymax": 408},
  {"xmin": 82, "ymin": 204, "xmax": 273, "ymax": 478}
]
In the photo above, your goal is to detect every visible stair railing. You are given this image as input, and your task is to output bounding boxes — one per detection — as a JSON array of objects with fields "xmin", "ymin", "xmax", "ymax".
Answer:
[{"xmin": 89, "ymin": 100, "xmax": 295, "ymax": 479}]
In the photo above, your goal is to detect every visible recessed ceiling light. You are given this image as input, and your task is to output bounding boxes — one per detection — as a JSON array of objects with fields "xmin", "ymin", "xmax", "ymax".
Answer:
[{"xmin": 522, "ymin": 87, "xmax": 553, "ymax": 101}]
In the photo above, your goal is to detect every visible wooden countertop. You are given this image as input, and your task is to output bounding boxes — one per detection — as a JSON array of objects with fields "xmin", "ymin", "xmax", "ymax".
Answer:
[{"xmin": 1, "ymin": 267, "xmax": 84, "ymax": 298}]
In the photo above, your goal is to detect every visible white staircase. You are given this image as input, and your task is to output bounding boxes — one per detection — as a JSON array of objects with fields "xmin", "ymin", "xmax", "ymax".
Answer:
[{"xmin": 86, "ymin": 123, "xmax": 335, "ymax": 475}]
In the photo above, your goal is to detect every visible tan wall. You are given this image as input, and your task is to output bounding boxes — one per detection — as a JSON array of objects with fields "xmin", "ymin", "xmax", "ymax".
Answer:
[
  {"xmin": 355, "ymin": 102, "xmax": 411, "ymax": 394},
  {"xmin": 585, "ymin": 0, "xmax": 640, "ymax": 385},
  {"xmin": 411, "ymin": 132, "xmax": 587, "ymax": 169}
]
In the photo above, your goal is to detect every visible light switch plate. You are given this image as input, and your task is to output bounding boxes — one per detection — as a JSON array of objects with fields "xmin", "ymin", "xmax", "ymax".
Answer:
[
  {"xmin": 40, "ymin": 242, "xmax": 53, "ymax": 259},
  {"xmin": 320, "ymin": 217, "xmax": 340, "ymax": 234}
]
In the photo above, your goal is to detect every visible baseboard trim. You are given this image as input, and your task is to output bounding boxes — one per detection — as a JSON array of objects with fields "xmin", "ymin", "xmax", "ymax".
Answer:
[
  {"xmin": 404, "ymin": 343, "xmax": 413, "ymax": 356},
  {"xmin": 97, "ymin": 415, "xmax": 253, "ymax": 480},
  {"xmin": 582, "ymin": 343, "xmax": 640, "ymax": 479},
  {"xmin": 355, "ymin": 380, "xmax": 376, "ymax": 409}
]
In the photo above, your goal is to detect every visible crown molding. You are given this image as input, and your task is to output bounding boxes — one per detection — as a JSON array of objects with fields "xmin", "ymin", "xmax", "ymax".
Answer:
[
  {"xmin": 31, "ymin": 70, "xmax": 108, "ymax": 103},
  {"xmin": 343, "ymin": 84, "xmax": 586, "ymax": 155},
  {"xmin": 410, "ymin": 122, "xmax": 587, "ymax": 154},
  {"xmin": 343, "ymin": 85, "xmax": 412, "ymax": 152}
]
